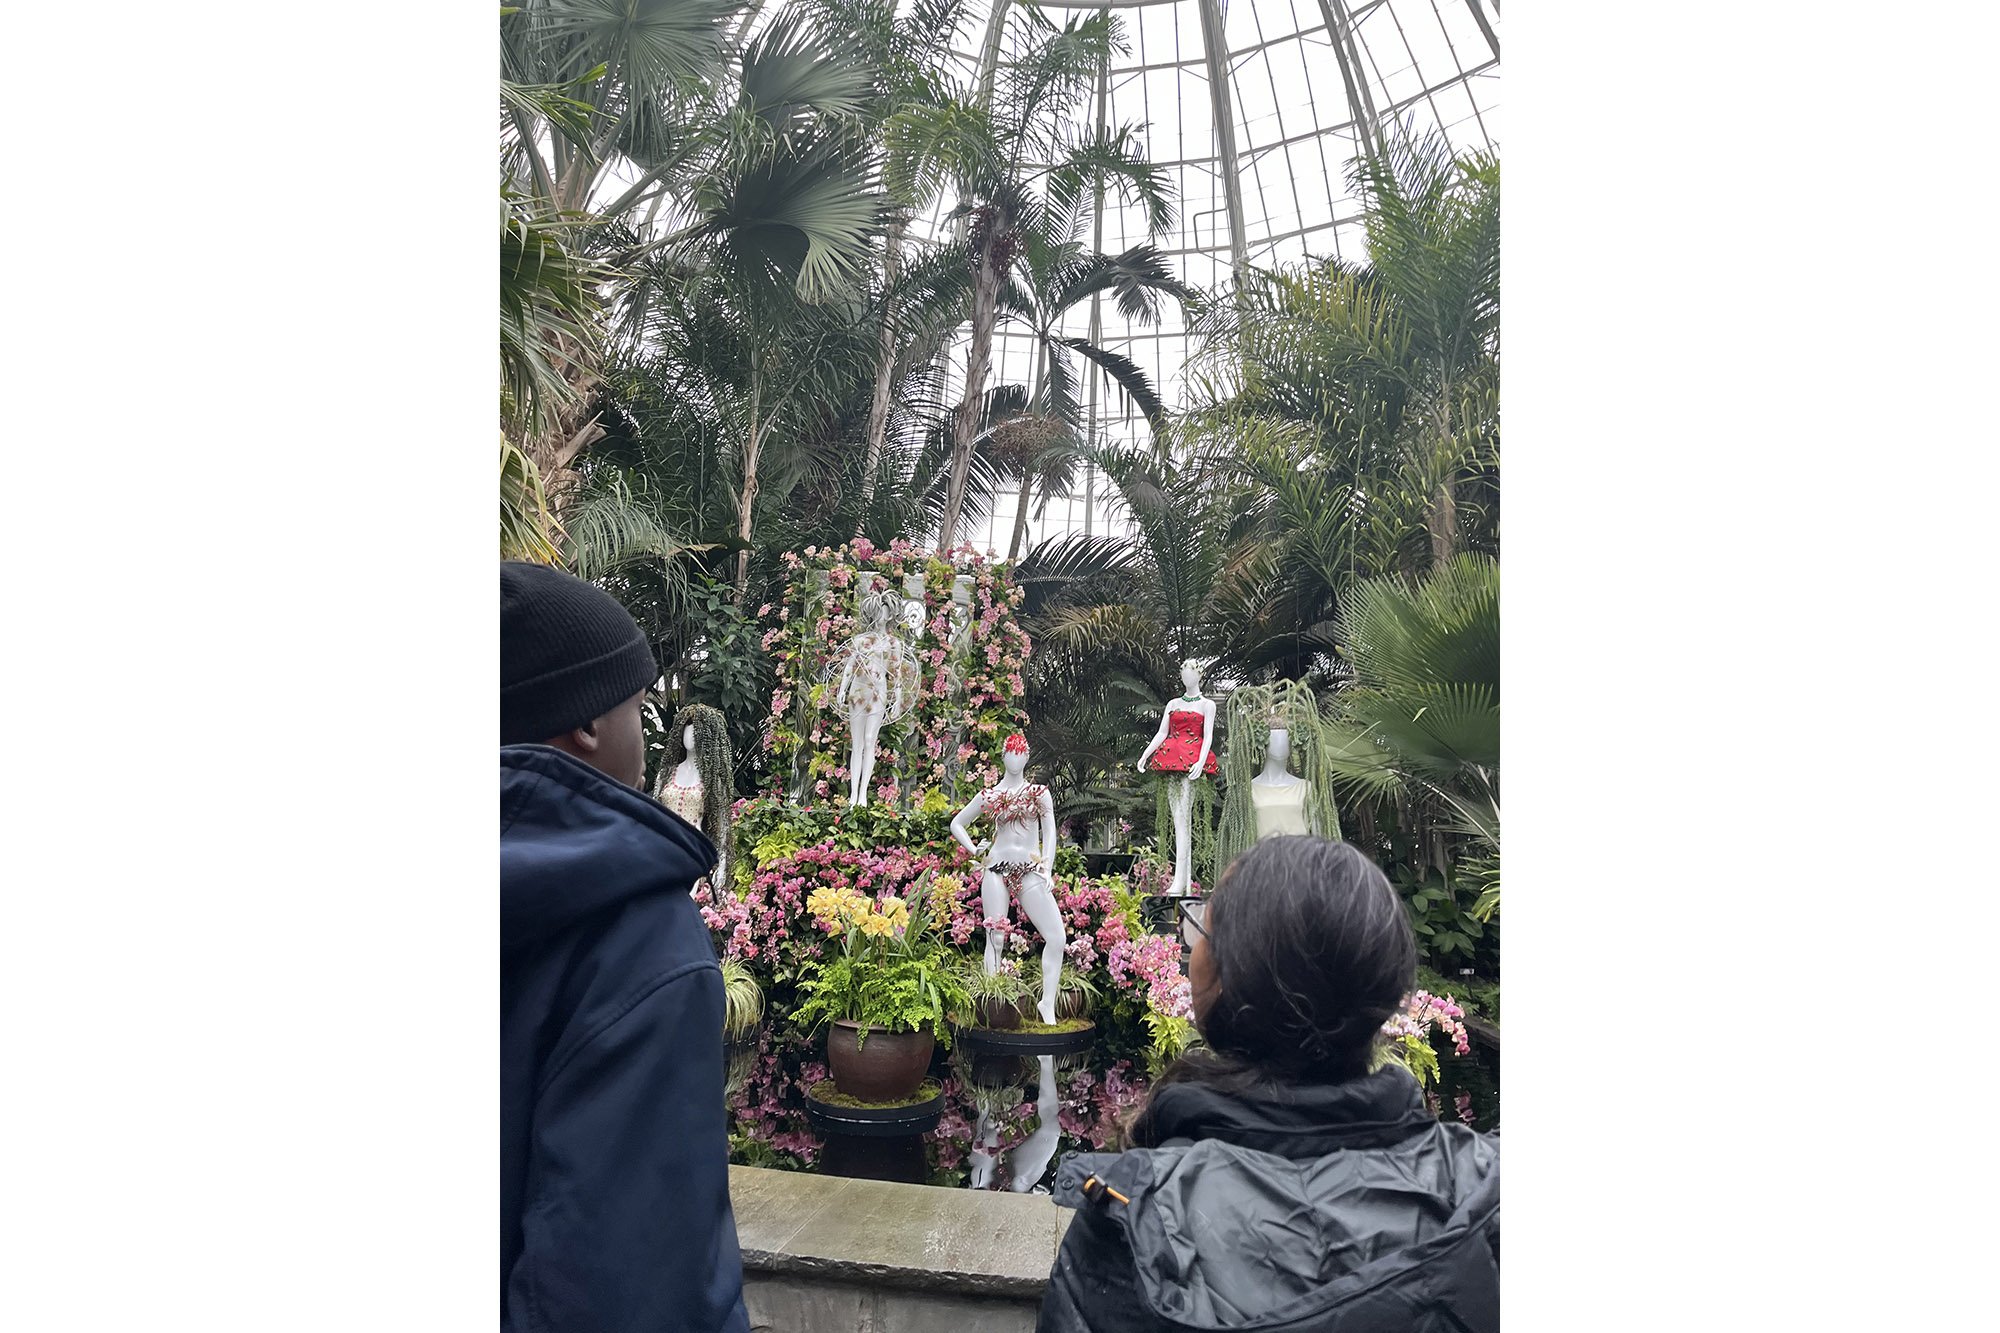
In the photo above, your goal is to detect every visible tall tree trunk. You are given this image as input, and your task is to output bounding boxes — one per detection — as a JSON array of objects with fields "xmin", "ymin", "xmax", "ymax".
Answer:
[
  {"xmin": 1425, "ymin": 384, "xmax": 1460, "ymax": 569},
  {"xmin": 939, "ymin": 246, "xmax": 1003, "ymax": 553},
  {"xmin": 1005, "ymin": 339, "xmax": 1047, "ymax": 561},
  {"xmin": 733, "ymin": 375, "xmax": 764, "ymax": 601},
  {"xmin": 854, "ymin": 219, "xmax": 907, "ymax": 538},
  {"xmin": 1427, "ymin": 482, "xmax": 1458, "ymax": 568},
  {"xmin": 1006, "ymin": 467, "xmax": 1034, "ymax": 560}
]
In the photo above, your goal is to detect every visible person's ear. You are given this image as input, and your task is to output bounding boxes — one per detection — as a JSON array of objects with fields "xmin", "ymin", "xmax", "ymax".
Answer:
[{"xmin": 568, "ymin": 717, "xmax": 602, "ymax": 754}]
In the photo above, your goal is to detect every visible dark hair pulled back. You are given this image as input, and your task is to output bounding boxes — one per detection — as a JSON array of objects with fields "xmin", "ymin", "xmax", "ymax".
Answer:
[{"xmin": 1130, "ymin": 836, "xmax": 1416, "ymax": 1141}]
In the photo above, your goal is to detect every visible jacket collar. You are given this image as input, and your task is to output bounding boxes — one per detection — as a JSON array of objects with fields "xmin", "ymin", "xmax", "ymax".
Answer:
[{"xmin": 1139, "ymin": 1063, "xmax": 1438, "ymax": 1157}]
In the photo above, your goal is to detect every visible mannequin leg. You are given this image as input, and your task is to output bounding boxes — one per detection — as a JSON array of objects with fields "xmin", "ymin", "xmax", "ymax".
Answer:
[
  {"xmin": 847, "ymin": 707, "xmax": 865, "ymax": 805},
  {"xmin": 980, "ymin": 871, "xmax": 1009, "ymax": 974},
  {"xmin": 968, "ymin": 1110, "xmax": 998, "ymax": 1189},
  {"xmin": 850, "ymin": 705, "xmax": 883, "ymax": 805},
  {"xmin": 863, "ymin": 712, "xmax": 885, "ymax": 797},
  {"xmin": 1018, "ymin": 875, "xmax": 1065, "ymax": 1025},
  {"xmin": 1169, "ymin": 778, "xmax": 1194, "ymax": 895}
]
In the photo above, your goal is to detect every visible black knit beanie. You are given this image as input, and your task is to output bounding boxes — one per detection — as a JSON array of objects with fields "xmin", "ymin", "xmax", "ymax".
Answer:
[{"xmin": 501, "ymin": 562, "xmax": 657, "ymax": 745}]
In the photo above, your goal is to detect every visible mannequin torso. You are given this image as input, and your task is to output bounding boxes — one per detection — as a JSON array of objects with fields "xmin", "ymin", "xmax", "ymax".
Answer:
[{"xmin": 1249, "ymin": 728, "xmax": 1310, "ymax": 839}]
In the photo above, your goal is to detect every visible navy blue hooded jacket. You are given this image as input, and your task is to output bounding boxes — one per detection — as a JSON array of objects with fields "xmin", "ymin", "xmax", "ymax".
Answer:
[{"xmin": 502, "ymin": 744, "xmax": 748, "ymax": 1333}]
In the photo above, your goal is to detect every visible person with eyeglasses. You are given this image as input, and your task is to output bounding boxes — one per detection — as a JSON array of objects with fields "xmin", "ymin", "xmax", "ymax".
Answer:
[{"xmin": 1039, "ymin": 836, "xmax": 1499, "ymax": 1333}]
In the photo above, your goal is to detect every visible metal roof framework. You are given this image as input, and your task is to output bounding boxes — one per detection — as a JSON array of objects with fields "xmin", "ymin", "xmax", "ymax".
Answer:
[{"xmin": 903, "ymin": 0, "xmax": 1499, "ymax": 550}]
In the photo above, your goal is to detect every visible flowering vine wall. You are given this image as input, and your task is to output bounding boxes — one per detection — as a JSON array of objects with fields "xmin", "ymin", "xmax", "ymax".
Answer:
[{"xmin": 760, "ymin": 538, "xmax": 1031, "ymax": 810}]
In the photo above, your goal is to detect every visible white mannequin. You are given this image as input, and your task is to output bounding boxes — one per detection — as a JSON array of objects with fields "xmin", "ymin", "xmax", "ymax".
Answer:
[
  {"xmin": 657, "ymin": 723, "xmax": 704, "ymax": 822},
  {"xmin": 1251, "ymin": 725, "xmax": 1311, "ymax": 840},
  {"xmin": 1135, "ymin": 660, "xmax": 1217, "ymax": 896},
  {"xmin": 968, "ymin": 1056, "xmax": 1060, "ymax": 1193},
  {"xmin": 831, "ymin": 587, "xmax": 918, "ymax": 806},
  {"xmin": 659, "ymin": 720, "xmax": 725, "ymax": 885},
  {"xmin": 950, "ymin": 737, "xmax": 1065, "ymax": 1024}
]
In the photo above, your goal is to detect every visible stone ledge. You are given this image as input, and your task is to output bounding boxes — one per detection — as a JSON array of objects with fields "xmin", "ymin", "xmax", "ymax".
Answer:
[{"xmin": 730, "ymin": 1165, "xmax": 1072, "ymax": 1300}]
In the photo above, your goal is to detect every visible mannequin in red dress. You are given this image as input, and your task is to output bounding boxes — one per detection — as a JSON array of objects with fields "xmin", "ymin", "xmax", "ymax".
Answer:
[{"xmin": 1135, "ymin": 659, "xmax": 1218, "ymax": 895}]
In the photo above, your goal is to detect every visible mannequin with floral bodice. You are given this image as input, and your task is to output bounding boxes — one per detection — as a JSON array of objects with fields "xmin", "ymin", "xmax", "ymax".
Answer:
[
  {"xmin": 1135, "ymin": 660, "xmax": 1217, "ymax": 896},
  {"xmin": 655, "ymin": 703, "xmax": 734, "ymax": 888},
  {"xmin": 658, "ymin": 725, "xmax": 705, "ymax": 824},
  {"xmin": 950, "ymin": 735, "xmax": 1066, "ymax": 1024},
  {"xmin": 827, "ymin": 582, "xmax": 920, "ymax": 806}
]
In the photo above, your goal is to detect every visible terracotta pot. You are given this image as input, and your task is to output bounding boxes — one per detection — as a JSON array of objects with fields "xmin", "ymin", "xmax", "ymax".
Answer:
[
  {"xmin": 974, "ymin": 996, "xmax": 1024, "ymax": 1030},
  {"xmin": 827, "ymin": 1021, "xmax": 935, "ymax": 1102},
  {"xmin": 1054, "ymin": 986, "xmax": 1092, "ymax": 1022}
]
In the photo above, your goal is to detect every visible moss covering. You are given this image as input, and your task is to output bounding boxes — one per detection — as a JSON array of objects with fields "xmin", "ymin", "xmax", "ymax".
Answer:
[
  {"xmin": 806, "ymin": 1078, "xmax": 942, "ymax": 1110},
  {"xmin": 971, "ymin": 1016, "xmax": 1092, "ymax": 1036}
]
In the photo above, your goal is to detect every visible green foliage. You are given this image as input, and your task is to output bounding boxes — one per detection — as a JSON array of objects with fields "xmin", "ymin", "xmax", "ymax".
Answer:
[
  {"xmin": 501, "ymin": 436, "xmax": 563, "ymax": 564},
  {"xmin": 790, "ymin": 887, "xmax": 971, "ymax": 1049},
  {"xmin": 1417, "ymin": 965, "xmax": 1498, "ymax": 1025},
  {"xmin": 959, "ymin": 961, "xmax": 1036, "ymax": 1006},
  {"xmin": 793, "ymin": 949, "xmax": 970, "ymax": 1049},
  {"xmin": 1394, "ymin": 868, "xmax": 1486, "ymax": 969},
  {"xmin": 1376, "ymin": 1032, "xmax": 1441, "ymax": 1089},
  {"xmin": 1142, "ymin": 1010, "xmax": 1198, "ymax": 1075},
  {"xmin": 1024, "ymin": 956, "xmax": 1099, "ymax": 1000},
  {"xmin": 499, "ymin": 192, "xmax": 600, "ymax": 440},
  {"xmin": 719, "ymin": 957, "xmax": 765, "ymax": 1038},
  {"xmin": 675, "ymin": 576, "xmax": 777, "ymax": 771},
  {"xmin": 1051, "ymin": 844, "xmax": 1086, "ymax": 878}
]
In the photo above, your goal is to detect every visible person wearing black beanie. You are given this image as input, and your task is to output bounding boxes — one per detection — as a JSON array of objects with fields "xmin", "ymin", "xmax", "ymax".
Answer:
[
  {"xmin": 501, "ymin": 560, "xmax": 659, "ymax": 787},
  {"xmin": 501, "ymin": 562, "xmax": 749, "ymax": 1333}
]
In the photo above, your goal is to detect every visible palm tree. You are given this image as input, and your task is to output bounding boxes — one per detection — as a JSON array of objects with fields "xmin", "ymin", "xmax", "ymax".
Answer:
[
  {"xmin": 1196, "ymin": 129, "xmax": 1498, "ymax": 575},
  {"xmin": 1347, "ymin": 134, "xmax": 1498, "ymax": 566},
  {"xmin": 1020, "ymin": 432, "xmax": 1250, "ymax": 683},
  {"xmin": 796, "ymin": 0, "xmax": 977, "ymax": 528},
  {"xmin": 501, "ymin": 1, "xmax": 883, "ymax": 552},
  {"xmin": 886, "ymin": 9, "xmax": 1175, "ymax": 551},
  {"xmin": 1319, "ymin": 554, "xmax": 1499, "ymax": 911},
  {"xmin": 994, "ymin": 233, "xmax": 1191, "ymax": 559}
]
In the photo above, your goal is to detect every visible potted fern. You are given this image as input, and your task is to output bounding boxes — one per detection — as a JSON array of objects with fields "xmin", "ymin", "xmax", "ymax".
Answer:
[
  {"xmin": 1026, "ymin": 958, "xmax": 1101, "ymax": 1023},
  {"xmin": 792, "ymin": 886, "xmax": 970, "ymax": 1103},
  {"xmin": 961, "ymin": 958, "xmax": 1036, "ymax": 1031}
]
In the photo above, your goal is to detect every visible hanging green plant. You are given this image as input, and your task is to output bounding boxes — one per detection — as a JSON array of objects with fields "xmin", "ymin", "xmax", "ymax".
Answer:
[{"xmin": 1215, "ymin": 680, "xmax": 1346, "ymax": 875}]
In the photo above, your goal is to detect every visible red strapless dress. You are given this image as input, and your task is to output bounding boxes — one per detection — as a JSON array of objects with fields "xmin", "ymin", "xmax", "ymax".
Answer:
[{"xmin": 1149, "ymin": 707, "xmax": 1218, "ymax": 776}]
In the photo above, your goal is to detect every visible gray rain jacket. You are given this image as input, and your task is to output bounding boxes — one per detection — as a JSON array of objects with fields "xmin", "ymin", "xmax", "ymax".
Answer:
[{"xmin": 1039, "ymin": 1064, "xmax": 1497, "ymax": 1332}]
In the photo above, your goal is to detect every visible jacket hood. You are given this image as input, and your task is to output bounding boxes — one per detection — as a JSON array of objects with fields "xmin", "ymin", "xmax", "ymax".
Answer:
[
  {"xmin": 501, "ymin": 744, "xmax": 717, "ymax": 958},
  {"xmin": 1056, "ymin": 1066, "xmax": 1499, "ymax": 1328}
]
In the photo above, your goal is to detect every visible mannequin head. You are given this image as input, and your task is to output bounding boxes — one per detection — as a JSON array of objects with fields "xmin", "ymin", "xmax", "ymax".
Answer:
[
  {"xmin": 1266, "ymin": 726, "xmax": 1292, "ymax": 773},
  {"xmin": 1180, "ymin": 659, "xmax": 1202, "ymax": 696},
  {"xmin": 859, "ymin": 589, "xmax": 891, "ymax": 632},
  {"xmin": 1002, "ymin": 733, "xmax": 1029, "ymax": 778},
  {"xmin": 683, "ymin": 723, "xmax": 697, "ymax": 754}
]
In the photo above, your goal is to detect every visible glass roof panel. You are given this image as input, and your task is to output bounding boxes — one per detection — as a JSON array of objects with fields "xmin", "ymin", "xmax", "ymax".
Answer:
[{"xmin": 899, "ymin": 0, "xmax": 1499, "ymax": 550}]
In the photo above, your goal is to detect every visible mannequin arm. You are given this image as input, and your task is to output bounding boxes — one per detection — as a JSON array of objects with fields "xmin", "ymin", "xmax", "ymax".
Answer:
[
  {"xmin": 949, "ymin": 792, "xmax": 989, "ymax": 857},
  {"xmin": 1135, "ymin": 707, "xmax": 1172, "ymax": 770},
  {"xmin": 1035, "ymin": 788, "xmax": 1058, "ymax": 875}
]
